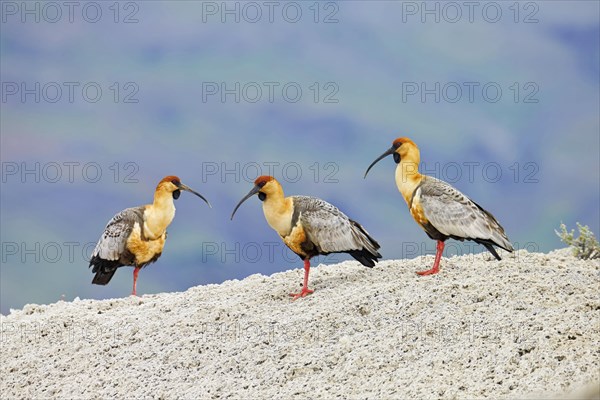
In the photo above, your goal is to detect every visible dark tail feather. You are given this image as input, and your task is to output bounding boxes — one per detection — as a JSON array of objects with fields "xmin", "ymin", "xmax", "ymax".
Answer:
[
  {"xmin": 475, "ymin": 240, "xmax": 502, "ymax": 261},
  {"xmin": 348, "ymin": 219, "xmax": 382, "ymax": 268},
  {"xmin": 89, "ymin": 255, "xmax": 120, "ymax": 285},
  {"xmin": 92, "ymin": 268, "xmax": 117, "ymax": 285},
  {"xmin": 348, "ymin": 249, "xmax": 381, "ymax": 268}
]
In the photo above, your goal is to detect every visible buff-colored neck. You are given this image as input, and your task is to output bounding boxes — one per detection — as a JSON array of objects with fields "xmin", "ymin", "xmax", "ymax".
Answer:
[
  {"xmin": 143, "ymin": 185, "xmax": 176, "ymax": 240},
  {"xmin": 262, "ymin": 181, "xmax": 294, "ymax": 236},
  {"xmin": 395, "ymin": 145, "xmax": 423, "ymax": 205}
]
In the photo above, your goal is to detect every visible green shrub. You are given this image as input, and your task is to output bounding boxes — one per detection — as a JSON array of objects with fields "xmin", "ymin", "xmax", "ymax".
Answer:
[{"xmin": 555, "ymin": 222, "xmax": 600, "ymax": 260}]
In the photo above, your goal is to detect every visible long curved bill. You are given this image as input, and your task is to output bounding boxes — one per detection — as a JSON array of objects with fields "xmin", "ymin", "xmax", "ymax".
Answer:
[
  {"xmin": 230, "ymin": 185, "xmax": 260, "ymax": 220},
  {"xmin": 364, "ymin": 147, "xmax": 395, "ymax": 178},
  {"xmin": 180, "ymin": 183, "xmax": 212, "ymax": 208}
]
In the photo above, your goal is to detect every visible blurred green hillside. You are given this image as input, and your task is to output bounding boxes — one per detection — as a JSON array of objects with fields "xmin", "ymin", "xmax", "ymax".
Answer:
[{"xmin": 1, "ymin": 1, "xmax": 599, "ymax": 314}]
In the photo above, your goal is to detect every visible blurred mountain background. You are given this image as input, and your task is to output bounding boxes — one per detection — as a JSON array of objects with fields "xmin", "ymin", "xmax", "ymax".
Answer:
[{"xmin": 1, "ymin": 1, "xmax": 598, "ymax": 314}]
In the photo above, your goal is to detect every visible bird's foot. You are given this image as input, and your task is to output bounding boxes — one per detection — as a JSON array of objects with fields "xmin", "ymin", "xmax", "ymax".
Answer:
[
  {"xmin": 289, "ymin": 287, "xmax": 314, "ymax": 300},
  {"xmin": 416, "ymin": 266, "xmax": 440, "ymax": 276},
  {"xmin": 130, "ymin": 291, "xmax": 138, "ymax": 297}
]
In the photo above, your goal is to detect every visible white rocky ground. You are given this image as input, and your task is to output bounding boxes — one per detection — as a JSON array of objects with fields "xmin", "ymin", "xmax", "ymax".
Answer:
[{"xmin": 1, "ymin": 249, "xmax": 599, "ymax": 399}]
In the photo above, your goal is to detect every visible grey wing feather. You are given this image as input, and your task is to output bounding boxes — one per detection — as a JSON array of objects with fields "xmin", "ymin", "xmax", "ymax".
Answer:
[
  {"xmin": 92, "ymin": 207, "xmax": 144, "ymax": 261},
  {"xmin": 419, "ymin": 178, "xmax": 513, "ymax": 251},
  {"xmin": 292, "ymin": 196, "xmax": 379, "ymax": 255}
]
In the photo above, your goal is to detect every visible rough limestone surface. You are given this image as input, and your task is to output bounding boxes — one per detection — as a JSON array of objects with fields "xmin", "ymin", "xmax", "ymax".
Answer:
[{"xmin": 1, "ymin": 249, "xmax": 599, "ymax": 399}]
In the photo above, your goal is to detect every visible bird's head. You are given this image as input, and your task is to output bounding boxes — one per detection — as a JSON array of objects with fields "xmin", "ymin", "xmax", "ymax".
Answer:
[
  {"xmin": 230, "ymin": 175, "xmax": 281, "ymax": 220},
  {"xmin": 364, "ymin": 137, "xmax": 419, "ymax": 178},
  {"xmin": 157, "ymin": 175, "xmax": 211, "ymax": 207}
]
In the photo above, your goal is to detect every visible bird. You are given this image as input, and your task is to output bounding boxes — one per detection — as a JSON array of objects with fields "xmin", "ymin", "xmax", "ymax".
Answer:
[
  {"xmin": 89, "ymin": 176, "xmax": 211, "ymax": 295},
  {"xmin": 230, "ymin": 176, "xmax": 382, "ymax": 300},
  {"xmin": 364, "ymin": 137, "xmax": 513, "ymax": 275}
]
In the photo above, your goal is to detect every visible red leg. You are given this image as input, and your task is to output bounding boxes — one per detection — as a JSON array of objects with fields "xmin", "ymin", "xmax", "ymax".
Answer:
[
  {"xmin": 131, "ymin": 266, "xmax": 141, "ymax": 296},
  {"xmin": 417, "ymin": 240, "xmax": 444, "ymax": 276},
  {"xmin": 290, "ymin": 259, "xmax": 314, "ymax": 300}
]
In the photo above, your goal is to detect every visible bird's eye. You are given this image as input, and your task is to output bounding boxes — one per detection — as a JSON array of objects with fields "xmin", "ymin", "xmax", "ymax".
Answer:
[
  {"xmin": 393, "ymin": 153, "xmax": 400, "ymax": 164},
  {"xmin": 258, "ymin": 192, "xmax": 267, "ymax": 201},
  {"xmin": 173, "ymin": 190, "xmax": 181, "ymax": 199}
]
